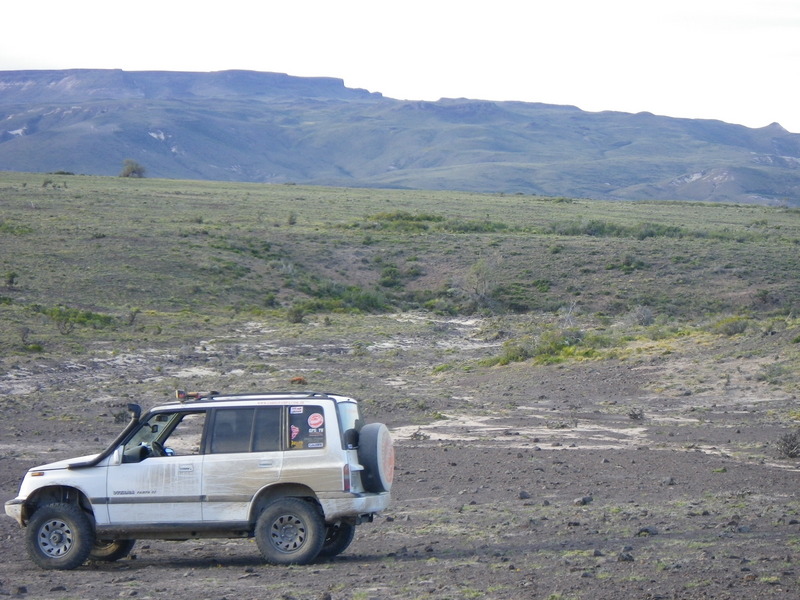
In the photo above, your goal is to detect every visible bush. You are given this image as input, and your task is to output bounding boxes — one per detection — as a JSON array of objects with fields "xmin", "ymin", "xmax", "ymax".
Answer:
[
  {"xmin": 776, "ymin": 429, "xmax": 800, "ymax": 458},
  {"xmin": 548, "ymin": 220, "xmax": 685, "ymax": 239},
  {"xmin": 32, "ymin": 305, "xmax": 116, "ymax": 334},
  {"xmin": 120, "ymin": 159, "xmax": 146, "ymax": 178},
  {"xmin": 756, "ymin": 363, "xmax": 788, "ymax": 385},
  {"xmin": 441, "ymin": 219, "xmax": 508, "ymax": 233},
  {"xmin": 363, "ymin": 211, "xmax": 443, "ymax": 232},
  {"xmin": 629, "ymin": 306, "xmax": 655, "ymax": 326},
  {"xmin": 297, "ymin": 280, "xmax": 388, "ymax": 314},
  {"xmin": 711, "ymin": 316, "xmax": 750, "ymax": 336},
  {"xmin": 286, "ymin": 305, "xmax": 305, "ymax": 323},
  {"xmin": 481, "ymin": 327, "xmax": 600, "ymax": 367}
]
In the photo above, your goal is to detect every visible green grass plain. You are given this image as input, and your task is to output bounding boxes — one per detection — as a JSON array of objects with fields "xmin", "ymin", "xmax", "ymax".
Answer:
[{"xmin": 1, "ymin": 170, "xmax": 799, "ymax": 365}]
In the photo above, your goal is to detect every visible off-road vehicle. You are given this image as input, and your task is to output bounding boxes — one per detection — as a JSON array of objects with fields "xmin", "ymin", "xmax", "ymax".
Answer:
[{"xmin": 5, "ymin": 391, "xmax": 394, "ymax": 570}]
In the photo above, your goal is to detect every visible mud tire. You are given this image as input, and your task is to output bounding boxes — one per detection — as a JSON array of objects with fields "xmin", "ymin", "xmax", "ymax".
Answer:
[
  {"xmin": 25, "ymin": 503, "xmax": 95, "ymax": 570},
  {"xmin": 318, "ymin": 521, "xmax": 356, "ymax": 558},
  {"xmin": 358, "ymin": 423, "xmax": 395, "ymax": 493},
  {"xmin": 89, "ymin": 539, "xmax": 136, "ymax": 562},
  {"xmin": 254, "ymin": 498, "xmax": 325, "ymax": 565}
]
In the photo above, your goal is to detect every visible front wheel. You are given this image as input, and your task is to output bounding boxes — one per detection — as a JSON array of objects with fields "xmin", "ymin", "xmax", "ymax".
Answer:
[
  {"xmin": 318, "ymin": 521, "xmax": 356, "ymax": 558},
  {"xmin": 25, "ymin": 503, "xmax": 95, "ymax": 570},
  {"xmin": 254, "ymin": 498, "xmax": 325, "ymax": 565},
  {"xmin": 89, "ymin": 539, "xmax": 136, "ymax": 562}
]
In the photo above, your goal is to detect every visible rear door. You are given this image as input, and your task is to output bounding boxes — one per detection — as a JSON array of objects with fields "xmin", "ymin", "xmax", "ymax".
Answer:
[{"xmin": 201, "ymin": 406, "xmax": 283, "ymax": 522}]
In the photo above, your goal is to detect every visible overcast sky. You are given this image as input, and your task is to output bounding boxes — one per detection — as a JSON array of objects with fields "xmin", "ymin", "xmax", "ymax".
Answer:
[{"xmin": 2, "ymin": 0, "xmax": 798, "ymax": 132}]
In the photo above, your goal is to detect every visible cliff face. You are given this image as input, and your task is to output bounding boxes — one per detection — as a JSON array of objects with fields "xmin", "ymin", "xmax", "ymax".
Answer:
[
  {"xmin": 1, "ymin": 69, "xmax": 798, "ymax": 205},
  {"xmin": 0, "ymin": 69, "xmax": 383, "ymax": 102}
]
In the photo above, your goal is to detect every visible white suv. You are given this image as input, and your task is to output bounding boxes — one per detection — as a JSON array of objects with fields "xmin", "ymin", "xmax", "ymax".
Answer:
[{"xmin": 5, "ymin": 391, "xmax": 394, "ymax": 570}]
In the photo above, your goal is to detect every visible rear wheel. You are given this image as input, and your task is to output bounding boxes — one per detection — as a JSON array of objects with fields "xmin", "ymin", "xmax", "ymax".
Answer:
[
  {"xmin": 318, "ymin": 521, "xmax": 356, "ymax": 558},
  {"xmin": 89, "ymin": 539, "xmax": 136, "ymax": 562},
  {"xmin": 254, "ymin": 498, "xmax": 325, "ymax": 565},
  {"xmin": 25, "ymin": 503, "xmax": 95, "ymax": 570}
]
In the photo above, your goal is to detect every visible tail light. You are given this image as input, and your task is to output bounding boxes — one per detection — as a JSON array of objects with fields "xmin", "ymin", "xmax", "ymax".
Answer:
[{"xmin": 342, "ymin": 463, "xmax": 352, "ymax": 493}]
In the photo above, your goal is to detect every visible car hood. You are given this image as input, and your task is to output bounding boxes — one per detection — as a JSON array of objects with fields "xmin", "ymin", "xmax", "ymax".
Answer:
[{"xmin": 30, "ymin": 453, "xmax": 102, "ymax": 471}]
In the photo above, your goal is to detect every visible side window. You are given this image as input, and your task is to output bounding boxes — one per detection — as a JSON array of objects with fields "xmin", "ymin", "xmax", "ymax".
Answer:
[
  {"xmin": 210, "ymin": 407, "xmax": 282, "ymax": 453},
  {"xmin": 210, "ymin": 408, "xmax": 254, "ymax": 454},
  {"xmin": 122, "ymin": 411, "xmax": 206, "ymax": 462},
  {"xmin": 165, "ymin": 412, "xmax": 206, "ymax": 455},
  {"xmin": 253, "ymin": 407, "xmax": 282, "ymax": 452},
  {"xmin": 288, "ymin": 405, "xmax": 326, "ymax": 450}
]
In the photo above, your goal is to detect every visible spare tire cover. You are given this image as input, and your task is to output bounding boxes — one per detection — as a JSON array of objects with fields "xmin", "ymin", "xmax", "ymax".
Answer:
[{"xmin": 358, "ymin": 423, "xmax": 395, "ymax": 493}]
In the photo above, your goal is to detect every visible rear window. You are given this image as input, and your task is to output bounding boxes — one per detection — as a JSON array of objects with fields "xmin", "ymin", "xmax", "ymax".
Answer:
[{"xmin": 288, "ymin": 405, "xmax": 326, "ymax": 450}]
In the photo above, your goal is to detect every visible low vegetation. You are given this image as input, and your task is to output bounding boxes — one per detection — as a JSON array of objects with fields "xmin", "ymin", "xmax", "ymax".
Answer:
[
  {"xmin": 2, "ymin": 171, "xmax": 800, "ymax": 599},
  {"xmin": 0, "ymin": 171, "xmax": 798, "ymax": 397}
]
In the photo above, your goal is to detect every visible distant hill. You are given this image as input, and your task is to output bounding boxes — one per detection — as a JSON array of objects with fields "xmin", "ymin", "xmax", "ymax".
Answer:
[{"xmin": 1, "ymin": 69, "xmax": 799, "ymax": 205}]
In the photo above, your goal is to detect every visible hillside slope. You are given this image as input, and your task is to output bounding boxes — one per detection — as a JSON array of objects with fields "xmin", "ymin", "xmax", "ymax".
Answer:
[{"xmin": 1, "ymin": 69, "xmax": 799, "ymax": 204}]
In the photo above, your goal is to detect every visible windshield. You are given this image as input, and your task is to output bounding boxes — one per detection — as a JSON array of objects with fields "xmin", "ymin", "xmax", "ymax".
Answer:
[{"xmin": 125, "ymin": 412, "xmax": 180, "ymax": 449}]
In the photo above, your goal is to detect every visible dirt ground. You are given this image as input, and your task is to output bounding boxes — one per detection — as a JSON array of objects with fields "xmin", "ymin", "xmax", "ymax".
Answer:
[{"xmin": 1, "ymin": 314, "xmax": 799, "ymax": 599}]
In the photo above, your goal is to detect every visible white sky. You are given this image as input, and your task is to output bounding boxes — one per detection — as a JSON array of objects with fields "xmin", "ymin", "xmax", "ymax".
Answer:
[{"xmin": 1, "ymin": 0, "xmax": 798, "ymax": 132}]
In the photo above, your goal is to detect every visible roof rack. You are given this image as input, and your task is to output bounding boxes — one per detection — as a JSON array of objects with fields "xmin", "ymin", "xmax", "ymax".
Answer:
[
  {"xmin": 175, "ymin": 390, "xmax": 219, "ymax": 401},
  {"xmin": 174, "ymin": 390, "xmax": 336, "ymax": 404}
]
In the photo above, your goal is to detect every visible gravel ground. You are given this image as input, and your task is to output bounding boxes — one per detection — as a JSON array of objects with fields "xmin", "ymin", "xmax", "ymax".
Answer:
[{"xmin": 2, "ymin": 317, "xmax": 799, "ymax": 599}]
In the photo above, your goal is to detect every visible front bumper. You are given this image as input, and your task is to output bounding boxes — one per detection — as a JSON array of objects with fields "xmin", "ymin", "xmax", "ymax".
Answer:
[{"xmin": 5, "ymin": 498, "xmax": 26, "ymax": 526}]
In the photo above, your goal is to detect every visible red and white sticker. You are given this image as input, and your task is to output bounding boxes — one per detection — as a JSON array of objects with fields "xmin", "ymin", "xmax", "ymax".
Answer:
[{"xmin": 307, "ymin": 413, "xmax": 324, "ymax": 429}]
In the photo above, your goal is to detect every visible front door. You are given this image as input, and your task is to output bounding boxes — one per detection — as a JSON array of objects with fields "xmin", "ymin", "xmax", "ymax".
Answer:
[{"xmin": 105, "ymin": 411, "xmax": 206, "ymax": 524}]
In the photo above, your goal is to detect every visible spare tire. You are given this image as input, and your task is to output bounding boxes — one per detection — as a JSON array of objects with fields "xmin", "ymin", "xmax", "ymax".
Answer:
[{"xmin": 358, "ymin": 423, "xmax": 395, "ymax": 493}]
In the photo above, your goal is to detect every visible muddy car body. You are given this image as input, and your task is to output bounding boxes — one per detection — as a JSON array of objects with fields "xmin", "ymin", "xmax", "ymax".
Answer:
[{"xmin": 5, "ymin": 391, "xmax": 394, "ymax": 569}]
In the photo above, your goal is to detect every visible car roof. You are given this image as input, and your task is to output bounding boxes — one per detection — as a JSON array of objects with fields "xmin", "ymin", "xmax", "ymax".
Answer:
[{"xmin": 148, "ymin": 391, "xmax": 355, "ymax": 412}]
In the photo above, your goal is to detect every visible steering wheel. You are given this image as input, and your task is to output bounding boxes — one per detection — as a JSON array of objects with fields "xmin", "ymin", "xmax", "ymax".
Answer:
[{"xmin": 148, "ymin": 440, "xmax": 166, "ymax": 457}]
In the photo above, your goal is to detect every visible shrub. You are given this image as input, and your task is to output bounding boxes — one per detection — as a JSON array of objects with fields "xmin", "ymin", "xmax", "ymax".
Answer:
[
  {"xmin": 286, "ymin": 305, "xmax": 305, "ymax": 323},
  {"xmin": 33, "ymin": 305, "xmax": 116, "ymax": 334},
  {"xmin": 363, "ymin": 211, "xmax": 443, "ymax": 232},
  {"xmin": 776, "ymin": 429, "xmax": 800, "ymax": 458},
  {"xmin": 757, "ymin": 363, "xmax": 788, "ymax": 385},
  {"xmin": 120, "ymin": 159, "xmax": 146, "ymax": 178},
  {"xmin": 629, "ymin": 306, "xmax": 655, "ymax": 326},
  {"xmin": 481, "ymin": 327, "xmax": 599, "ymax": 367},
  {"xmin": 0, "ymin": 221, "xmax": 33, "ymax": 235},
  {"xmin": 548, "ymin": 220, "xmax": 685, "ymax": 240},
  {"xmin": 298, "ymin": 279, "xmax": 388, "ymax": 313},
  {"xmin": 628, "ymin": 407, "xmax": 645, "ymax": 420},
  {"xmin": 379, "ymin": 265, "xmax": 403, "ymax": 287},
  {"xmin": 711, "ymin": 316, "xmax": 750, "ymax": 336},
  {"xmin": 441, "ymin": 219, "xmax": 508, "ymax": 233}
]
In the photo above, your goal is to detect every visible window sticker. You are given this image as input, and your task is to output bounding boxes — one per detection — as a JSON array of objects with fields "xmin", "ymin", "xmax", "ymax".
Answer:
[{"xmin": 288, "ymin": 405, "xmax": 326, "ymax": 450}]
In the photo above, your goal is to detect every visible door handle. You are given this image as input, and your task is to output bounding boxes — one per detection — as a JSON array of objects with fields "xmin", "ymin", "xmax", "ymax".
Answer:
[
  {"xmin": 259, "ymin": 460, "xmax": 274, "ymax": 468},
  {"xmin": 179, "ymin": 464, "xmax": 194, "ymax": 472}
]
